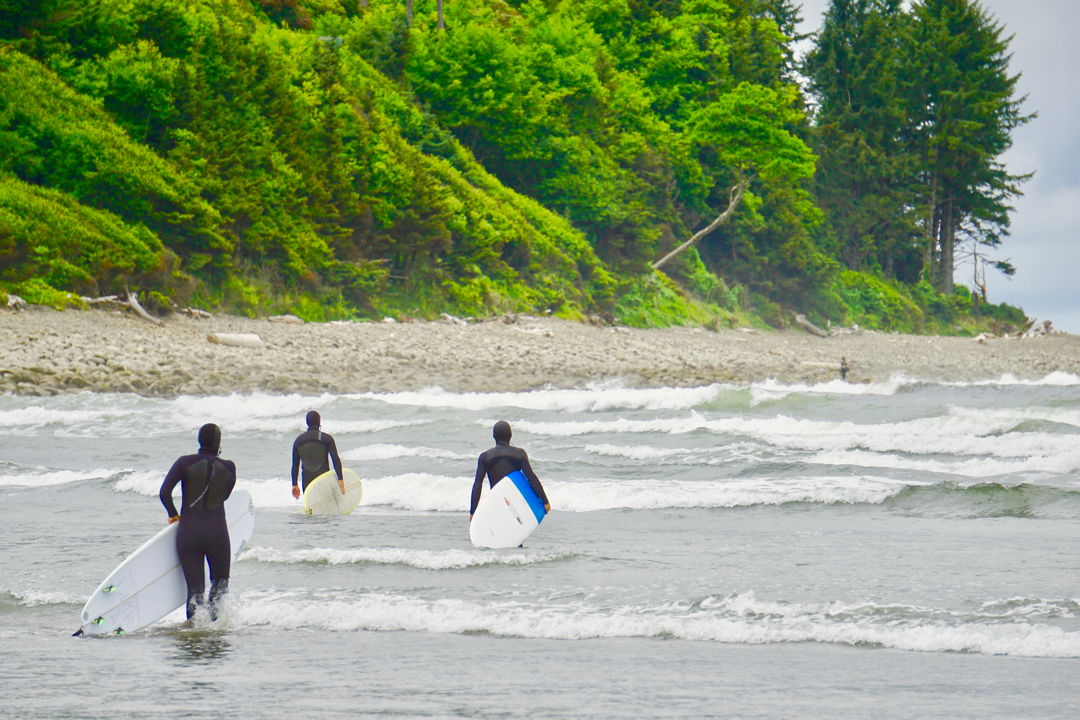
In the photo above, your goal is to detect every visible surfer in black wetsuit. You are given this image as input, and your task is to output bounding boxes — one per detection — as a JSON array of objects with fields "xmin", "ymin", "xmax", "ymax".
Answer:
[
  {"xmin": 470, "ymin": 420, "xmax": 550, "ymax": 520},
  {"xmin": 291, "ymin": 410, "xmax": 344, "ymax": 499},
  {"xmin": 159, "ymin": 423, "xmax": 237, "ymax": 620}
]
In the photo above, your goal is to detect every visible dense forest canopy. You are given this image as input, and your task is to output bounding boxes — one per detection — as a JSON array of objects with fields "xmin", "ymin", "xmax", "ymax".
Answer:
[{"xmin": 0, "ymin": 0, "xmax": 1030, "ymax": 332}]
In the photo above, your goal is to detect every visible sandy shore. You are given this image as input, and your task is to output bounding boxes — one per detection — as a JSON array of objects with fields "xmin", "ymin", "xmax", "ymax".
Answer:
[{"xmin": 1, "ymin": 306, "xmax": 1078, "ymax": 397}]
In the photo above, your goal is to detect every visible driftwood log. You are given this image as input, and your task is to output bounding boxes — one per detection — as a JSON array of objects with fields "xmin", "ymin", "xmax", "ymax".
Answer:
[
  {"xmin": 81, "ymin": 295, "xmax": 122, "ymax": 306},
  {"xmin": 268, "ymin": 314, "xmax": 304, "ymax": 325},
  {"xmin": 207, "ymin": 332, "xmax": 265, "ymax": 349},
  {"xmin": 794, "ymin": 313, "xmax": 829, "ymax": 338},
  {"xmin": 126, "ymin": 292, "xmax": 163, "ymax": 325}
]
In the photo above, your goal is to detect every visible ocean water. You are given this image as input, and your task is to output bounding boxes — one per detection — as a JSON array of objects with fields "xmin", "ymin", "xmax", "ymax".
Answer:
[{"xmin": 3, "ymin": 375, "xmax": 1080, "ymax": 718}]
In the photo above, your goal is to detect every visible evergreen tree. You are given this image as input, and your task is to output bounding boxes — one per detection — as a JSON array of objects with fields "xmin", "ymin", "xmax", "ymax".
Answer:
[
  {"xmin": 902, "ymin": 0, "xmax": 1032, "ymax": 294},
  {"xmin": 803, "ymin": 0, "xmax": 920, "ymax": 279}
]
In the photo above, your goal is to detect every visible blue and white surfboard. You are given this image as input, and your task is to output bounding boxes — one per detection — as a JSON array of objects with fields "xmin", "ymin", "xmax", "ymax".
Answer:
[{"xmin": 470, "ymin": 470, "xmax": 547, "ymax": 548}]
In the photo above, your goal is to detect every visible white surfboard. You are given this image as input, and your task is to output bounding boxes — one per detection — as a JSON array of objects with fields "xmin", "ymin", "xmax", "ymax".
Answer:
[
  {"xmin": 470, "ymin": 470, "xmax": 547, "ymax": 548},
  {"xmin": 299, "ymin": 468, "xmax": 363, "ymax": 516},
  {"xmin": 77, "ymin": 489, "xmax": 255, "ymax": 636}
]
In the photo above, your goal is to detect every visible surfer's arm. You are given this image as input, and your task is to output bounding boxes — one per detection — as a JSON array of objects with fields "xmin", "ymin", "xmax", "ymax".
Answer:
[
  {"xmin": 327, "ymin": 436, "xmax": 345, "ymax": 492},
  {"xmin": 222, "ymin": 459, "xmax": 237, "ymax": 500},
  {"xmin": 290, "ymin": 441, "xmax": 302, "ymax": 498},
  {"xmin": 520, "ymin": 454, "xmax": 550, "ymax": 511},
  {"xmin": 159, "ymin": 460, "xmax": 183, "ymax": 520},
  {"xmin": 326, "ymin": 436, "xmax": 343, "ymax": 481},
  {"xmin": 290, "ymin": 440, "xmax": 301, "ymax": 486},
  {"xmin": 327, "ymin": 436, "xmax": 344, "ymax": 480},
  {"xmin": 469, "ymin": 454, "xmax": 487, "ymax": 518}
]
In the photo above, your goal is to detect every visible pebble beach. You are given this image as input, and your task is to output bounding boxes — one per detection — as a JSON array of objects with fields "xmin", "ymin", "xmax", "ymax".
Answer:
[{"xmin": 2, "ymin": 306, "xmax": 1078, "ymax": 397}]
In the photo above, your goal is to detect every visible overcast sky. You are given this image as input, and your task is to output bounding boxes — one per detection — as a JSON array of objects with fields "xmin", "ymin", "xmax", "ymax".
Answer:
[{"xmin": 796, "ymin": 0, "xmax": 1080, "ymax": 332}]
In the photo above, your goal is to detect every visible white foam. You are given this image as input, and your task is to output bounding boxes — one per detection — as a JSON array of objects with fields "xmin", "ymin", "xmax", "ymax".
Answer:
[
  {"xmin": 351, "ymin": 383, "xmax": 731, "ymax": 413},
  {"xmin": 747, "ymin": 372, "xmax": 1080, "ymax": 405},
  {"xmin": 230, "ymin": 590, "xmax": 1080, "ymax": 658},
  {"xmin": 750, "ymin": 375, "xmax": 912, "ymax": 405},
  {"xmin": 583, "ymin": 444, "xmax": 707, "ymax": 461},
  {"xmin": 361, "ymin": 473, "xmax": 471, "ymax": 512},
  {"xmin": 807, "ymin": 448, "xmax": 1080, "ymax": 478},
  {"xmin": 949, "ymin": 404, "xmax": 1080, "ymax": 430},
  {"xmin": 358, "ymin": 473, "xmax": 908, "ymax": 513},
  {"xmin": 113, "ymin": 470, "xmax": 298, "ymax": 510},
  {"xmin": 943, "ymin": 372, "xmax": 1080, "ymax": 387},
  {"xmin": 548, "ymin": 476, "xmax": 907, "ymax": 512},
  {"xmin": 0, "ymin": 392, "xmax": 430, "ymax": 438},
  {"xmin": 167, "ymin": 392, "xmax": 430, "ymax": 435},
  {"xmin": 240, "ymin": 546, "xmax": 572, "ymax": 570},
  {"xmin": 340, "ymin": 443, "xmax": 467, "ymax": 462},
  {"xmin": 0, "ymin": 404, "xmax": 126, "ymax": 434},
  {"xmin": 0, "ymin": 466, "xmax": 131, "ymax": 488},
  {"xmin": 112, "ymin": 469, "xmax": 168, "ymax": 496},
  {"xmin": 508, "ymin": 410, "xmax": 1078, "ymax": 461},
  {"xmin": 6, "ymin": 589, "xmax": 86, "ymax": 606}
]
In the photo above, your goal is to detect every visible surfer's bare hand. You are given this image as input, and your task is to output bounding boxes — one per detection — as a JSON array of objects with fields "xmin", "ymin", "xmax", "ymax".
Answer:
[
  {"xmin": 167, "ymin": 515, "xmax": 180, "ymax": 525},
  {"xmin": 292, "ymin": 486, "xmax": 300, "ymax": 499},
  {"xmin": 544, "ymin": 504, "xmax": 551, "ymax": 512},
  {"xmin": 339, "ymin": 480, "xmax": 346, "ymax": 494},
  {"xmin": 469, "ymin": 514, "xmax": 473, "ymax": 522}
]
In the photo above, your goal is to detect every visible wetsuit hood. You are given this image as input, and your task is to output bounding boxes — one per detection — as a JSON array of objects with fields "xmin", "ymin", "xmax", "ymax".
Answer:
[
  {"xmin": 198, "ymin": 423, "xmax": 221, "ymax": 454},
  {"xmin": 493, "ymin": 420, "xmax": 512, "ymax": 444},
  {"xmin": 306, "ymin": 410, "xmax": 321, "ymax": 429}
]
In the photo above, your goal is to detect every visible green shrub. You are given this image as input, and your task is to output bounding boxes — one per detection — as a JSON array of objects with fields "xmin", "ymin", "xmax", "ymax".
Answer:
[
  {"xmin": 838, "ymin": 270, "xmax": 923, "ymax": 332},
  {"xmin": 11, "ymin": 278, "xmax": 86, "ymax": 310}
]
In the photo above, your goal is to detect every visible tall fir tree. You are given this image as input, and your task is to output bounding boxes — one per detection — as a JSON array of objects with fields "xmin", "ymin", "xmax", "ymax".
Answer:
[
  {"xmin": 803, "ymin": 0, "xmax": 920, "ymax": 279},
  {"xmin": 902, "ymin": 0, "xmax": 1032, "ymax": 294}
]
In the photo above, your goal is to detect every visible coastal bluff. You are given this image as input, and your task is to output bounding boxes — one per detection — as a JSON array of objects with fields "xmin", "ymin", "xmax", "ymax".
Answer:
[{"xmin": 2, "ymin": 307, "xmax": 1078, "ymax": 397}]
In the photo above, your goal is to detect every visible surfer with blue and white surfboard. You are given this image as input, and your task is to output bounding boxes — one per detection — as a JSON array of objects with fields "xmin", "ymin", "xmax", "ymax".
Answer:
[{"xmin": 470, "ymin": 421, "xmax": 551, "ymax": 548}]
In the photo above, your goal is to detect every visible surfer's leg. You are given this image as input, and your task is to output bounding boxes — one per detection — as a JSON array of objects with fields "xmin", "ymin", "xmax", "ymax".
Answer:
[
  {"xmin": 207, "ymin": 578, "xmax": 229, "ymax": 621},
  {"xmin": 175, "ymin": 518, "xmax": 206, "ymax": 619},
  {"xmin": 205, "ymin": 517, "xmax": 232, "ymax": 621}
]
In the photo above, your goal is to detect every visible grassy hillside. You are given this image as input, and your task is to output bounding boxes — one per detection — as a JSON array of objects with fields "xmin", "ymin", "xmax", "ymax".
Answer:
[{"xmin": 0, "ymin": 0, "xmax": 1028, "ymax": 334}]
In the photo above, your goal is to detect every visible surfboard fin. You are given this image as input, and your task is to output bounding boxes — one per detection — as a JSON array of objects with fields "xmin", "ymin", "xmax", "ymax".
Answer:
[{"xmin": 72, "ymin": 629, "xmax": 84, "ymax": 637}]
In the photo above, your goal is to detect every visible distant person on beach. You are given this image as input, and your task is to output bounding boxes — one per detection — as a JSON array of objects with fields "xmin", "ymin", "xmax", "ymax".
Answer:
[
  {"xmin": 840, "ymin": 357, "xmax": 849, "ymax": 381},
  {"xmin": 470, "ymin": 420, "xmax": 550, "ymax": 520},
  {"xmin": 159, "ymin": 423, "xmax": 236, "ymax": 620},
  {"xmin": 291, "ymin": 410, "xmax": 344, "ymax": 499}
]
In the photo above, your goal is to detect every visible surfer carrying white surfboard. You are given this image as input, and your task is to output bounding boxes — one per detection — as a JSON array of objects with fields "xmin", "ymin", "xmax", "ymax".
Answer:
[
  {"xmin": 291, "ymin": 410, "xmax": 344, "ymax": 499},
  {"xmin": 159, "ymin": 423, "xmax": 237, "ymax": 620},
  {"xmin": 470, "ymin": 421, "xmax": 550, "ymax": 521}
]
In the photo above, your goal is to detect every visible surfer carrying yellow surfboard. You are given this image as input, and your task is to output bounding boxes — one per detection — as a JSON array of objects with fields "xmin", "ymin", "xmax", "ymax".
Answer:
[{"xmin": 291, "ymin": 410, "xmax": 344, "ymax": 499}]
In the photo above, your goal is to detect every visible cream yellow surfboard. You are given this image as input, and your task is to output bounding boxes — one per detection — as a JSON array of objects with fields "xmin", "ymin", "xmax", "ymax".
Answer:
[{"xmin": 299, "ymin": 468, "xmax": 363, "ymax": 516}]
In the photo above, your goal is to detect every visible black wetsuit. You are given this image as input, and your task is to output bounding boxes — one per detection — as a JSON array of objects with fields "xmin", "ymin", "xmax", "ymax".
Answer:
[
  {"xmin": 470, "ymin": 441, "xmax": 549, "ymax": 516},
  {"xmin": 160, "ymin": 450, "xmax": 236, "ymax": 619},
  {"xmin": 291, "ymin": 429, "xmax": 343, "ymax": 491}
]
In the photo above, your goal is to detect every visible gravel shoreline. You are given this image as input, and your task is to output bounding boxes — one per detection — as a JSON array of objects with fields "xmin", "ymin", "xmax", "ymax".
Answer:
[{"xmin": 2, "ymin": 307, "xmax": 1078, "ymax": 397}]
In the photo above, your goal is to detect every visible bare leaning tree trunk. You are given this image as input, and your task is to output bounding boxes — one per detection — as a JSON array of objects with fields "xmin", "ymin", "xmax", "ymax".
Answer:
[
  {"xmin": 406, "ymin": 0, "xmax": 413, "ymax": 26},
  {"xmin": 652, "ymin": 177, "xmax": 749, "ymax": 271},
  {"xmin": 438, "ymin": 0, "xmax": 444, "ymax": 29}
]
